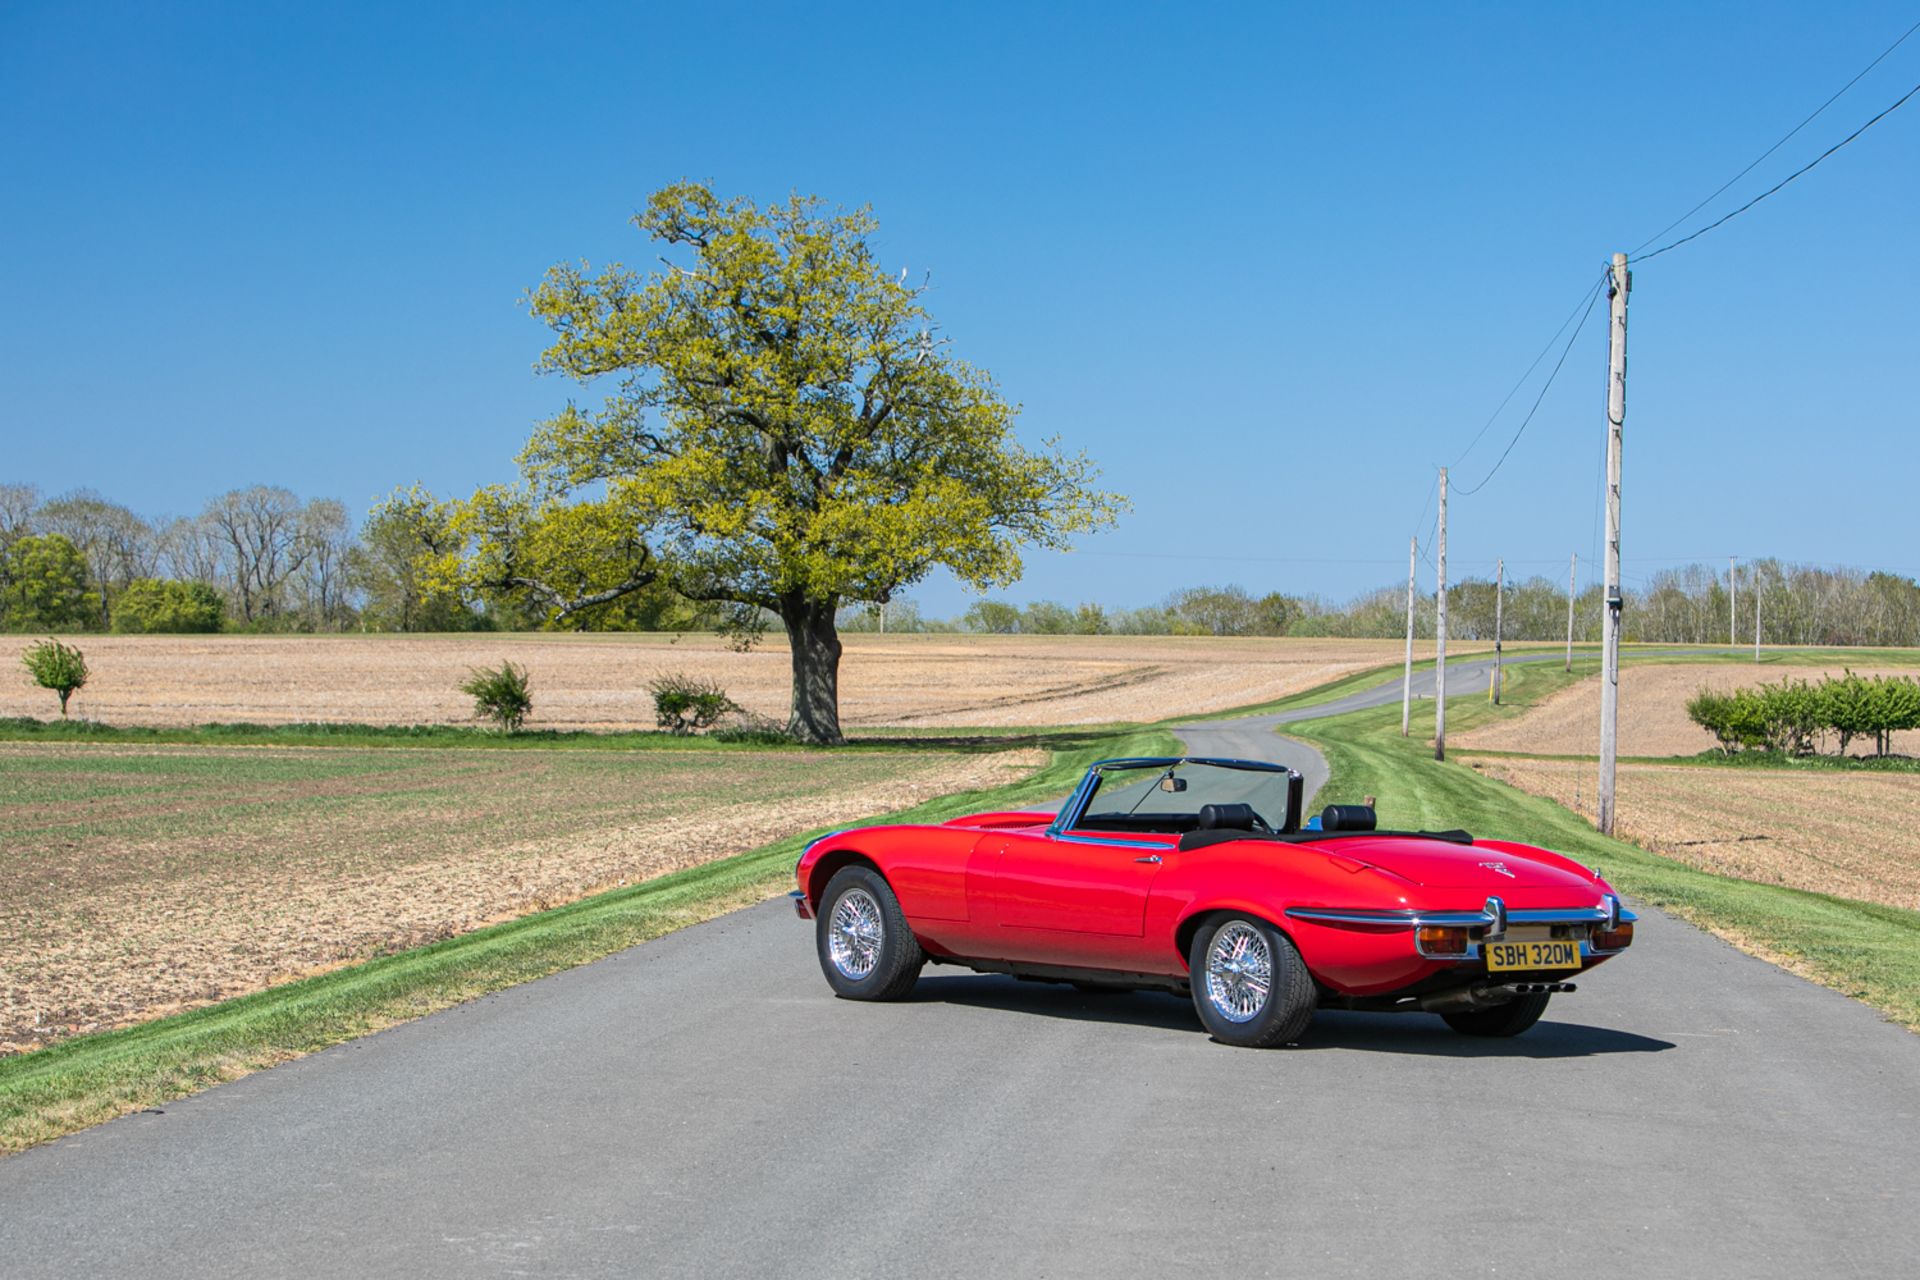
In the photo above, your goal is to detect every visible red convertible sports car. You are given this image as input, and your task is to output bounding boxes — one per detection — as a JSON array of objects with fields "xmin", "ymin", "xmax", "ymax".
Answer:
[{"xmin": 793, "ymin": 756, "xmax": 1635, "ymax": 1047}]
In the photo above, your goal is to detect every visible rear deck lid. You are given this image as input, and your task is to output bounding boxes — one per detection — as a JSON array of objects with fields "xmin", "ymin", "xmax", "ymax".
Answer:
[{"xmin": 1315, "ymin": 835, "xmax": 1594, "ymax": 891}]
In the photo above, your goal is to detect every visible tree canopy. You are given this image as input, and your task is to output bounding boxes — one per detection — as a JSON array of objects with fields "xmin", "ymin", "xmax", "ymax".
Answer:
[{"xmin": 485, "ymin": 183, "xmax": 1124, "ymax": 741}]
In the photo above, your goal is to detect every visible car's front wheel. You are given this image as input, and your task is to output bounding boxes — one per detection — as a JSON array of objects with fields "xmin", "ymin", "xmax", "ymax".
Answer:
[
  {"xmin": 816, "ymin": 866, "xmax": 924, "ymax": 1000},
  {"xmin": 1441, "ymin": 991, "xmax": 1551, "ymax": 1037},
  {"xmin": 1188, "ymin": 915, "xmax": 1316, "ymax": 1047}
]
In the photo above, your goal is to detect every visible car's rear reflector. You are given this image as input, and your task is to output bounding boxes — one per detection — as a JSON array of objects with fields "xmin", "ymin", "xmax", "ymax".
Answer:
[
  {"xmin": 1590, "ymin": 921, "xmax": 1634, "ymax": 952},
  {"xmin": 1416, "ymin": 925, "xmax": 1471, "ymax": 957}
]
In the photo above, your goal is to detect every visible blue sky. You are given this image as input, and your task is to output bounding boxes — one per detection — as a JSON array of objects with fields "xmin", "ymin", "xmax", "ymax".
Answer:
[{"xmin": 3, "ymin": 1, "xmax": 1916, "ymax": 615}]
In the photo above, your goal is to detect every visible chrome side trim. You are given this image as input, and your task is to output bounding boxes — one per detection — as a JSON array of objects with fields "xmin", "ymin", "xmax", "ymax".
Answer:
[{"xmin": 1048, "ymin": 831, "xmax": 1170, "ymax": 850}]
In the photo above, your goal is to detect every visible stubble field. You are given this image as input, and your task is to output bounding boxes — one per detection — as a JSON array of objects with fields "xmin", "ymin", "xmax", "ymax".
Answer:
[
  {"xmin": 0, "ymin": 742, "xmax": 1041, "ymax": 1053},
  {"xmin": 0, "ymin": 633, "xmax": 1490, "ymax": 730},
  {"xmin": 1466, "ymin": 755, "xmax": 1920, "ymax": 912}
]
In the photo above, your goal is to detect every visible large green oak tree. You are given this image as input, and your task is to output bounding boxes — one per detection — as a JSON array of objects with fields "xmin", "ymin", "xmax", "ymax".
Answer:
[{"xmin": 473, "ymin": 183, "xmax": 1123, "ymax": 744}]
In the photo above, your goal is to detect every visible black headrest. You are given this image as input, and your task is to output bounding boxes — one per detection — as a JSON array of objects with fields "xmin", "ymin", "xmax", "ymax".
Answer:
[
  {"xmin": 1197, "ymin": 802, "xmax": 1257, "ymax": 831},
  {"xmin": 1319, "ymin": 804, "xmax": 1376, "ymax": 833}
]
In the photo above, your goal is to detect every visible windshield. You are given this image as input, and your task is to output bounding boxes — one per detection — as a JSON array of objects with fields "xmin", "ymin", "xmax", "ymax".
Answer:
[{"xmin": 1073, "ymin": 760, "xmax": 1293, "ymax": 835}]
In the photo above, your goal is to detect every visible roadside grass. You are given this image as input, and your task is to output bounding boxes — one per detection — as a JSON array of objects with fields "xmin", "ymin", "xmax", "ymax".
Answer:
[
  {"xmin": 1284, "ymin": 660, "xmax": 1920, "ymax": 1031},
  {"xmin": 0, "ymin": 724, "xmax": 1174, "ymax": 1155}
]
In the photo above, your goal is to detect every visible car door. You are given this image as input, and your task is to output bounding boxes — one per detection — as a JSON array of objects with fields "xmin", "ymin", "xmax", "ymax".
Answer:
[{"xmin": 976, "ymin": 829, "xmax": 1166, "ymax": 968}]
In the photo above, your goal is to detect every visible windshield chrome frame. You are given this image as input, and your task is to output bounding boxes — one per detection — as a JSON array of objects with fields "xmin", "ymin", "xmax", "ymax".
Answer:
[{"xmin": 1046, "ymin": 756, "xmax": 1300, "ymax": 839}]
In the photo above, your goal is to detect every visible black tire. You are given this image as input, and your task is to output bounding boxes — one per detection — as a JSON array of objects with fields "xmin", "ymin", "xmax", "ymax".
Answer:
[
  {"xmin": 1441, "ymin": 991, "xmax": 1551, "ymax": 1037},
  {"xmin": 815, "ymin": 866, "xmax": 924, "ymax": 1001},
  {"xmin": 1188, "ymin": 915, "xmax": 1316, "ymax": 1048}
]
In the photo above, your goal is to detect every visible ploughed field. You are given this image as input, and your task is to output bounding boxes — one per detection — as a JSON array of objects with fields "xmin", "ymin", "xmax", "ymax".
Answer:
[
  {"xmin": 1465, "ymin": 756, "xmax": 1920, "ymax": 912},
  {"xmin": 0, "ymin": 743, "xmax": 1040, "ymax": 1053},
  {"xmin": 0, "ymin": 633, "xmax": 1489, "ymax": 730},
  {"xmin": 1455, "ymin": 662, "xmax": 1920, "ymax": 757}
]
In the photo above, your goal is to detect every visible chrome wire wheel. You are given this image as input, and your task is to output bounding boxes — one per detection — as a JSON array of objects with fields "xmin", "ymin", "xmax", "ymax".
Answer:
[
  {"xmin": 1204, "ymin": 921, "xmax": 1273, "ymax": 1024},
  {"xmin": 827, "ymin": 887, "xmax": 884, "ymax": 980}
]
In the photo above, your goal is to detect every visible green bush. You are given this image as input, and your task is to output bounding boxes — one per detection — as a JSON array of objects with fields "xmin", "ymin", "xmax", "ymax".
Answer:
[
  {"xmin": 112, "ymin": 579, "xmax": 225, "ymax": 634},
  {"xmin": 1761, "ymin": 678, "xmax": 1823, "ymax": 756},
  {"xmin": 1870, "ymin": 674, "xmax": 1920, "ymax": 756},
  {"xmin": 459, "ymin": 661, "xmax": 533, "ymax": 732},
  {"xmin": 1819, "ymin": 672, "xmax": 1877, "ymax": 756},
  {"xmin": 647, "ymin": 672, "xmax": 738, "ymax": 735},
  {"xmin": 21, "ymin": 637, "xmax": 89, "ymax": 717},
  {"xmin": 1686, "ymin": 688, "xmax": 1738, "ymax": 753},
  {"xmin": 1689, "ymin": 671, "xmax": 1920, "ymax": 758}
]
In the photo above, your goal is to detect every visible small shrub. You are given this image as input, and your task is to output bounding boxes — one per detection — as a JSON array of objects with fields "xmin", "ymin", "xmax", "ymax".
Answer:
[
  {"xmin": 459, "ymin": 661, "xmax": 532, "ymax": 733},
  {"xmin": 648, "ymin": 672, "xmax": 738, "ymax": 735},
  {"xmin": 21, "ymin": 637, "xmax": 89, "ymax": 717}
]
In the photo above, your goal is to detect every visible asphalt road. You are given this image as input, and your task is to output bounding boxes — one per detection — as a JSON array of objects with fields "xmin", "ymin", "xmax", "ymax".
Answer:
[{"xmin": 5, "ymin": 660, "xmax": 1917, "ymax": 1277}]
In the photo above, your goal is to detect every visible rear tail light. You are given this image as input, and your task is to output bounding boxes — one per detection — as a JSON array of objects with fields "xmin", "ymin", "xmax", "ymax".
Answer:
[
  {"xmin": 1591, "ymin": 922, "xmax": 1635, "ymax": 952},
  {"xmin": 1416, "ymin": 925, "xmax": 1472, "ymax": 957}
]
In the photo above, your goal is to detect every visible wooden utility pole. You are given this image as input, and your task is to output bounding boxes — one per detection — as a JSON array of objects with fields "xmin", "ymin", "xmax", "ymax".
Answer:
[
  {"xmin": 1729, "ymin": 556, "xmax": 1737, "ymax": 647},
  {"xmin": 1755, "ymin": 567, "xmax": 1763, "ymax": 662},
  {"xmin": 1401, "ymin": 535, "xmax": 1416, "ymax": 736},
  {"xmin": 1597, "ymin": 253, "xmax": 1630, "ymax": 836},
  {"xmin": 1566, "ymin": 552, "xmax": 1577, "ymax": 672},
  {"xmin": 1434, "ymin": 467, "xmax": 1449, "ymax": 761},
  {"xmin": 1491, "ymin": 557, "xmax": 1505, "ymax": 704}
]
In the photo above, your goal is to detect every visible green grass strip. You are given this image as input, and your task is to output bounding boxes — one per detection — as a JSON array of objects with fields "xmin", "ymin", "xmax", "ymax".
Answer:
[
  {"xmin": 1285, "ymin": 662, "xmax": 1920, "ymax": 1032},
  {"xmin": 0, "ymin": 725, "xmax": 1175, "ymax": 1154}
]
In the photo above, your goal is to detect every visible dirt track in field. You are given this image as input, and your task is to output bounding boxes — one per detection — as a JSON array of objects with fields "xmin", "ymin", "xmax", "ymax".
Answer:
[
  {"xmin": 1455, "ymin": 663, "xmax": 1920, "ymax": 758},
  {"xmin": 0, "ymin": 634, "xmax": 1492, "ymax": 729},
  {"xmin": 1467, "ymin": 755, "xmax": 1920, "ymax": 910},
  {"xmin": 0, "ymin": 743, "xmax": 1041, "ymax": 1054}
]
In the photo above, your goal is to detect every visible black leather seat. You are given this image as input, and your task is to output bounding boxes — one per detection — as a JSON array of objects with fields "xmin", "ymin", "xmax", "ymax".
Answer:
[{"xmin": 1196, "ymin": 802, "xmax": 1258, "ymax": 831}]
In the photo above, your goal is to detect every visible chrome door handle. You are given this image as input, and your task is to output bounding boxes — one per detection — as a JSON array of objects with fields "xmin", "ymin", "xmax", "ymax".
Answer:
[{"xmin": 1135, "ymin": 855, "xmax": 1162, "ymax": 864}]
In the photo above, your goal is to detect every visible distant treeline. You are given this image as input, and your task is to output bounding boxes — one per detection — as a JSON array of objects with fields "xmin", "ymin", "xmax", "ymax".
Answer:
[
  {"xmin": 846, "ymin": 565, "xmax": 1920, "ymax": 648},
  {"xmin": 6, "ymin": 482, "xmax": 1919, "ymax": 646}
]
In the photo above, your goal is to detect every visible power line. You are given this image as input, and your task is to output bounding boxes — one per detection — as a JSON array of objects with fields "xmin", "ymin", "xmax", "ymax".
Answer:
[
  {"xmin": 1629, "ymin": 17, "xmax": 1920, "ymax": 255},
  {"xmin": 1449, "ymin": 273, "xmax": 1611, "ymax": 470},
  {"xmin": 1632, "ymin": 77, "xmax": 1920, "ymax": 263},
  {"xmin": 1452, "ymin": 270, "xmax": 1609, "ymax": 496}
]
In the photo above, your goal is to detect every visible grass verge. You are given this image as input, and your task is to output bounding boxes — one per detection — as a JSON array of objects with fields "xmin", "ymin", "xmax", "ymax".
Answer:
[
  {"xmin": 1285, "ymin": 661, "xmax": 1920, "ymax": 1031},
  {"xmin": 0, "ymin": 716, "xmax": 832, "ymax": 752},
  {"xmin": 0, "ymin": 724, "xmax": 1174, "ymax": 1154}
]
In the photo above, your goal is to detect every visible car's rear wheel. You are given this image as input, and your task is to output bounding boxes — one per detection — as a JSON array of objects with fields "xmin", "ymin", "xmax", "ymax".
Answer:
[
  {"xmin": 1188, "ymin": 915, "xmax": 1316, "ymax": 1048},
  {"xmin": 816, "ymin": 866, "xmax": 924, "ymax": 1001},
  {"xmin": 1441, "ymin": 991, "xmax": 1551, "ymax": 1037}
]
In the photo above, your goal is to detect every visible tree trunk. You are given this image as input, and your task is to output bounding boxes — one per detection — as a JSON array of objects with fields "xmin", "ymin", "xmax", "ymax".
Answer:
[{"xmin": 782, "ymin": 595, "xmax": 844, "ymax": 745}]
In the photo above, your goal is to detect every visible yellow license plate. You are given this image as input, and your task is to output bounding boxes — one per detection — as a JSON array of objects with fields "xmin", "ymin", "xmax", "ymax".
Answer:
[{"xmin": 1484, "ymin": 939, "xmax": 1581, "ymax": 972}]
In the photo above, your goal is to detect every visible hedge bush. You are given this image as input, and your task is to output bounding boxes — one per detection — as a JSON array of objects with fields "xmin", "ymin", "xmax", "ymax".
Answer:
[{"xmin": 1688, "ymin": 671, "xmax": 1920, "ymax": 757}]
